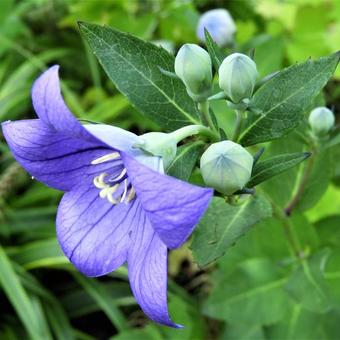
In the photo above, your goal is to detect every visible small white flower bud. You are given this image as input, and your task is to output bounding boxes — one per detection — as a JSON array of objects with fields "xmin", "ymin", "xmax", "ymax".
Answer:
[
  {"xmin": 197, "ymin": 9, "xmax": 236, "ymax": 47},
  {"xmin": 200, "ymin": 141, "xmax": 253, "ymax": 195},
  {"xmin": 175, "ymin": 44, "xmax": 212, "ymax": 102},
  {"xmin": 219, "ymin": 53, "xmax": 258, "ymax": 103},
  {"xmin": 308, "ymin": 107, "xmax": 335, "ymax": 137}
]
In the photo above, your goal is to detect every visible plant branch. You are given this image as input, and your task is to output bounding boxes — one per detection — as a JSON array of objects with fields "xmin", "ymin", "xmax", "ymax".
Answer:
[
  {"xmin": 284, "ymin": 152, "xmax": 316, "ymax": 216},
  {"xmin": 198, "ymin": 101, "xmax": 216, "ymax": 133},
  {"xmin": 232, "ymin": 110, "xmax": 243, "ymax": 141}
]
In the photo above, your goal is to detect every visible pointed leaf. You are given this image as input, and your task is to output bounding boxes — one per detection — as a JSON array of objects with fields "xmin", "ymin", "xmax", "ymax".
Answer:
[
  {"xmin": 167, "ymin": 141, "xmax": 204, "ymax": 181},
  {"xmin": 79, "ymin": 22, "xmax": 201, "ymax": 130},
  {"xmin": 191, "ymin": 195, "xmax": 272, "ymax": 267},
  {"xmin": 239, "ymin": 52, "xmax": 340, "ymax": 146},
  {"xmin": 248, "ymin": 152, "xmax": 311, "ymax": 187},
  {"xmin": 204, "ymin": 29, "xmax": 225, "ymax": 71}
]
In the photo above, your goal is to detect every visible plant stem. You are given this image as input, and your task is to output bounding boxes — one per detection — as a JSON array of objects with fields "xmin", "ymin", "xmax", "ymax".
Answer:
[
  {"xmin": 198, "ymin": 101, "xmax": 216, "ymax": 132},
  {"xmin": 284, "ymin": 152, "xmax": 316, "ymax": 216},
  {"xmin": 170, "ymin": 124, "xmax": 219, "ymax": 143},
  {"xmin": 232, "ymin": 110, "xmax": 243, "ymax": 141},
  {"xmin": 261, "ymin": 189, "xmax": 302, "ymax": 259}
]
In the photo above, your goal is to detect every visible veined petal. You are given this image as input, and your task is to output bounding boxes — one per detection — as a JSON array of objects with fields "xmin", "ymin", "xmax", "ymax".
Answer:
[
  {"xmin": 32, "ymin": 65, "xmax": 96, "ymax": 142},
  {"xmin": 128, "ymin": 215, "xmax": 181, "ymax": 327},
  {"xmin": 57, "ymin": 185, "xmax": 138, "ymax": 277},
  {"xmin": 31, "ymin": 66, "xmax": 145, "ymax": 155},
  {"xmin": 122, "ymin": 153, "xmax": 213, "ymax": 249},
  {"xmin": 1, "ymin": 119, "xmax": 119, "ymax": 191}
]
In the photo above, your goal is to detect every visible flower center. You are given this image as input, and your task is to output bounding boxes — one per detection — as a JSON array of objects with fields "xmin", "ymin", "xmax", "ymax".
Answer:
[{"xmin": 91, "ymin": 152, "xmax": 135, "ymax": 205}]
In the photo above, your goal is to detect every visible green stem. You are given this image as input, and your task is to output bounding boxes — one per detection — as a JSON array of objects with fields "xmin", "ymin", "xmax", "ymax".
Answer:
[
  {"xmin": 170, "ymin": 124, "xmax": 219, "ymax": 143},
  {"xmin": 284, "ymin": 151, "xmax": 316, "ymax": 216},
  {"xmin": 198, "ymin": 101, "xmax": 216, "ymax": 132},
  {"xmin": 232, "ymin": 110, "xmax": 243, "ymax": 141}
]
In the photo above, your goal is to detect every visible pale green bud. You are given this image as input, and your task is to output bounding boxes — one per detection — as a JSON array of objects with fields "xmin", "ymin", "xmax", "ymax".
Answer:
[
  {"xmin": 200, "ymin": 141, "xmax": 253, "ymax": 195},
  {"xmin": 175, "ymin": 44, "xmax": 212, "ymax": 102},
  {"xmin": 137, "ymin": 132, "xmax": 177, "ymax": 169},
  {"xmin": 219, "ymin": 53, "xmax": 258, "ymax": 103},
  {"xmin": 308, "ymin": 107, "xmax": 335, "ymax": 137}
]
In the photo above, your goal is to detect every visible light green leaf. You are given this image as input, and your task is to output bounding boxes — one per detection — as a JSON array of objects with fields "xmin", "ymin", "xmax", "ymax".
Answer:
[
  {"xmin": 167, "ymin": 141, "xmax": 204, "ymax": 181},
  {"xmin": 191, "ymin": 195, "xmax": 272, "ymax": 267},
  {"xmin": 239, "ymin": 52, "xmax": 340, "ymax": 146},
  {"xmin": 285, "ymin": 249, "xmax": 332, "ymax": 313},
  {"xmin": 7, "ymin": 239, "xmax": 68, "ymax": 269},
  {"xmin": 79, "ymin": 22, "xmax": 201, "ymax": 130},
  {"xmin": 222, "ymin": 323, "xmax": 265, "ymax": 340},
  {"xmin": 248, "ymin": 152, "xmax": 311, "ymax": 187},
  {"xmin": 203, "ymin": 258, "xmax": 289, "ymax": 326},
  {"xmin": 267, "ymin": 304, "xmax": 322, "ymax": 340}
]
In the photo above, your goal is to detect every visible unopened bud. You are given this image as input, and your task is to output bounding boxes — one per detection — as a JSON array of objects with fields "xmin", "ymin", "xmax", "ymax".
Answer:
[
  {"xmin": 175, "ymin": 44, "xmax": 212, "ymax": 102},
  {"xmin": 219, "ymin": 53, "xmax": 258, "ymax": 103},
  {"xmin": 308, "ymin": 107, "xmax": 335, "ymax": 137},
  {"xmin": 197, "ymin": 9, "xmax": 236, "ymax": 47},
  {"xmin": 200, "ymin": 141, "xmax": 253, "ymax": 195}
]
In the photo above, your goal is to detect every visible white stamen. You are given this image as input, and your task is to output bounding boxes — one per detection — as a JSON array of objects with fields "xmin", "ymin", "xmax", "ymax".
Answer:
[
  {"xmin": 91, "ymin": 152, "xmax": 120, "ymax": 165},
  {"xmin": 120, "ymin": 179, "xmax": 128, "ymax": 203},
  {"xmin": 93, "ymin": 173, "xmax": 108, "ymax": 189}
]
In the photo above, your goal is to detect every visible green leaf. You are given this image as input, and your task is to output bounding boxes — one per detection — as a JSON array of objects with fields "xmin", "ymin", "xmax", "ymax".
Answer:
[
  {"xmin": 0, "ymin": 246, "xmax": 51, "ymax": 339},
  {"xmin": 285, "ymin": 249, "xmax": 332, "ymax": 313},
  {"xmin": 167, "ymin": 141, "xmax": 204, "ymax": 181},
  {"xmin": 239, "ymin": 52, "xmax": 340, "ymax": 146},
  {"xmin": 267, "ymin": 304, "xmax": 323, "ymax": 340},
  {"xmin": 111, "ymin": 325, "xmax": 162, "ymax": 340},
  {"xmin": 191, "ymin": 195, "xmax": 272, "ymax": 267},
  {"xmin": 79, "ymin": 21, "xmax": 201, "ymax": 130},
  {"xmin": 223, "ymin": 323, "xmax": 265, "ymax": 340},
  {"xmin": 8, "ymin": 239, "xmax": 68, "ymax": 269},
  {"xmin": 203, "ymin": 258, "xmax": 289, "ymax": 326},
  {"xmin": 248, "ymin": 152, "xmax": 311, "ymax": 187},
  {"xmin": 73, "ymin": 273, "xmax": 128, "ymax": 332},
  {"xmin": 204, "ymin": 29, "xmax": 224, "ymax": 71}
]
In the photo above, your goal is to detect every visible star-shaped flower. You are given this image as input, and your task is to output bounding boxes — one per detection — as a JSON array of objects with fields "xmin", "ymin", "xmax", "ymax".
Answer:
[{"xmin": 1, "ymin": 66, "xmax": 212, "ymax": 327}]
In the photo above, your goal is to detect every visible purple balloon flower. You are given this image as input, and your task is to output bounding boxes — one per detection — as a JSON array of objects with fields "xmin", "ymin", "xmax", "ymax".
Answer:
[{"xmin": 1, "ymin": 66, "xmax": 213, "ymax": 327}]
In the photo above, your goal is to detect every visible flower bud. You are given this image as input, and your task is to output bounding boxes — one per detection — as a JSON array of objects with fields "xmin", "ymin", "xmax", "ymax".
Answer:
[
  {"xmin": 137, "ymin": 132, "xmax": 177, "ymax": 169},
  {"xmin": 200, "ymin": 141, "xmax": 253, "ymax": 195},
  {"xmin": 197, "ymin": 9, "xmax": 236, "ymax": 47},
  {"xmin": 175, "ymin": 44, "xmax": 212, "ymax": 102},
  {"xmin": 219, "ymin": 53, "xmax": 258, "ymax": 103},
  {"xmin": 308, "ymin": 107, "xmax": 335, "ymax": 137}
]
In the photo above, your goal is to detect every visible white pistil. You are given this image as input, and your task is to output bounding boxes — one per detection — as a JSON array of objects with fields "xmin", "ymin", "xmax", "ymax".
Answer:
[{"xmin": 91, "ymin": 152, "xmax": 120, "ymax": 165}]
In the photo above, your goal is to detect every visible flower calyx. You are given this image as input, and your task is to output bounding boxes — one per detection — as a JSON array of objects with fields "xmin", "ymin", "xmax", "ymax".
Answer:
[{"xmin": 200, "ymin": 140, "xmax": 253, "ymax": 196}]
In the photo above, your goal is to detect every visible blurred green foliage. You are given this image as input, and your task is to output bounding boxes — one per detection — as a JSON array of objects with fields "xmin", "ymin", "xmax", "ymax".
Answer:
[{"xmin": 0, "ymin": 0, "xmax": 339, "ymax": 339}]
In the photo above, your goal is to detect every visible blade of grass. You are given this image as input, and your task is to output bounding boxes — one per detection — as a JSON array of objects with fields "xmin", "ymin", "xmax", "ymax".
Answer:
[
  {"xmin": 0, "ymin": 245, "xmax": 48, "ymax": 339},
  {"xmin": 73, "ymin": 272, "xmax": 129, "ymax": 332}
]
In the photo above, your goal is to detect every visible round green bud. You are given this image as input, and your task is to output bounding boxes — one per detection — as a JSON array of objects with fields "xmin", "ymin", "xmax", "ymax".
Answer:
[
  {"xmin": 218, "ymin": 53, "xmax": 258, "ymax": 103},
  {"xmin": 175, "ymin": 44, "xmax": 212, "ymax": 102},
  {"xmin": 137, "ymin": 132, "xmax": 177, "ymax": 169},
  {"xmin": 308, "ymin": 107, "xmax": 335, "ymax": 137},
  {"xmin": 200, "ymin": 141, "xmax": 253, "ymax": 195}
]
